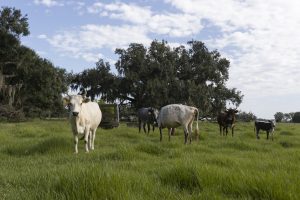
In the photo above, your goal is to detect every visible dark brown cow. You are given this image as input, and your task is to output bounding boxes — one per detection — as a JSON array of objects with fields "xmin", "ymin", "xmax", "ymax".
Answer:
[{"xmin": 217, "ymin": 109, "xmax": 238, "ymax": 136}]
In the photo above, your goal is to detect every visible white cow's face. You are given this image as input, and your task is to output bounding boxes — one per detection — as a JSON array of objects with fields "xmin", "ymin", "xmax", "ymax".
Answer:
[{"xmin": 63, "ymin": 95, "xmax": 90, "ymax": 117}]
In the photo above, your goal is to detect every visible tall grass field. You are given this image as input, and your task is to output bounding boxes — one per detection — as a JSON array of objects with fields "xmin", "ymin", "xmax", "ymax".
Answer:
[{"xmin": 0, "ymin": 119, "xmax": 299, "ymax": 199}]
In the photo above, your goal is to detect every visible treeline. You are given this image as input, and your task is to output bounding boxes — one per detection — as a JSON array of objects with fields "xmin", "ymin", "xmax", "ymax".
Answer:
[
  {"xmin": 274, "ymin": 112, "xmax": 300, "ymax": 123},
  {"xmin": 0, "ymin": 6, "xmax": 243, "ymax": 120},
  {"xmin": 71, "ymin": 40, "xmax": 243, "ymax": 116}
]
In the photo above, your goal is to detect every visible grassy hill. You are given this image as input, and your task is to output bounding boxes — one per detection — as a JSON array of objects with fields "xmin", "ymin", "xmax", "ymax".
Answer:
[{"xmin": 0, "ymin": 120, "xmax": 299, "ymax": 199}]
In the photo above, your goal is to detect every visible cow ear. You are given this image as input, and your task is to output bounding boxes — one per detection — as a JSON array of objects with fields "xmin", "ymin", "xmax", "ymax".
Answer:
[
  {"xmin": 83, "ymin": 97, "xmax": 90, "ymax": 103},
  {"xmin": 235, "ymin": 110, "xmax": 238, "ymax": 113},
  {"xmin": 63, "ymin": 96, "xmax": 70, "ymax": 107}
]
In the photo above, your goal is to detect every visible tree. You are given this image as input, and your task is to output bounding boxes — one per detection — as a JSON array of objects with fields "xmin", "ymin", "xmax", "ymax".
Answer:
[
  {"xmin": 115, "ymin": 40, "xmax": 243, "ymax": 115},
  {"xmin": 283, "ymin": 112, "xmax": 294, "ymax": 122},
  {"xmin": 0, "ymin": 7, "xmax": 30, "ymax": 108},
  {"xmin": 15, "ymin": 46, "xmax": 69, "ymax": 117},
  {"xmin": 0, "ymin": 7, "xmax": 69, "ymax": 118},
  {"xmin": 71, "ymin": 59, "xmax": 116, "ymax": 102},
  {"xmin": 236, "ymin": 111, "xmax": 257, "ymax": 122},
  {"xmin": 274, "ymin": 112, "xmax": 284, "ymax": 122},
  {"xmin": 292, "ymin": 112, "xmax": 300, "ymax": 123}
]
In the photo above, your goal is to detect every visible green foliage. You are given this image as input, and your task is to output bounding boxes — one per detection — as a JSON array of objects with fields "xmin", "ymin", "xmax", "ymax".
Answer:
[
  {"xmin": 114, "ymin": 40, "xmax": 243, "ymax": 114},
  {"xmin": 0, "ymin": 120, "xmax": 300, "ymax": 199},
  {"xmin": 73, "ymin": 40, "xmax": 243, "ymax": 116},
  {"xmin": 0, "ymin": 7, "xmax": 29, "ymax": 62},
  {"xmin": 0, "ymin": 7, "xmax": 69, "ymax": 118},
  {"xmin": 236, "ymin": 111, "xmax": 256, "ymax": 122},
  {"xmin": 274, "ymin": 112, "xmax": 284, "ymax": 122},
  {"xmin": 71, "ymin": 59, "xmax": 116, "ymax": 102},
  {"xmin": 292, "ymin": 112, "xmax": 300, "ymax": 123},
  {"xmin": 15, "ymin": 47, "xmax": 69, "ymax": 117}
]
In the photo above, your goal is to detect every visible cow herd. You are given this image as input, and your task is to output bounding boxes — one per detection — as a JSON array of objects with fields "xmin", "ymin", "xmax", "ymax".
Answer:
[{"xmin": 63, "ymin": 93, "xmax": 276, "ymax": 153}]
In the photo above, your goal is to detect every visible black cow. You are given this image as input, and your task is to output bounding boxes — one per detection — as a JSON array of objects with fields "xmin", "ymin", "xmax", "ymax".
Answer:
[
  {"xmin": 217, "ymin": 109, "xmax": 238, "ymax": 136},
  {"xmin": 137, "ymin": 107, "xmax": 159, "ymax": 133},
  {"xmin": 254, "ymin": 120, "xmax": 276, "ymax": 140}
]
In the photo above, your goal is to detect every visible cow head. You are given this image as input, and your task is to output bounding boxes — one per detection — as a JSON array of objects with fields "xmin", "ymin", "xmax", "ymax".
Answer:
[
  {"xmin": 148, "ymin": 107, "xmax": 159, "ymax": 125},
  {"xmin": 268, "ymin": 120, "xmax": 276, "ymax": 130},
  {"xmin": 225, "ymin": 108, "xmax": 238, "ymax": 123},
  {"xmin": 63, "ymin": 94, "xmax": 90, "ymax": 117}
]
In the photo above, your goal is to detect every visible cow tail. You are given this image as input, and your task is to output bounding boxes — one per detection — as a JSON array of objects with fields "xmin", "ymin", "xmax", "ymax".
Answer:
[{"xmin": 195, "ymin": 108, "xmax": 199, "ymax": 140}]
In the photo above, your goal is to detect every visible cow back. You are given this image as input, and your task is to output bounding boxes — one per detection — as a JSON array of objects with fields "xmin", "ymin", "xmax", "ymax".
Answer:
[{"xmin": 158, "ymin": 104, "xmax": 196, "ymax": 128}]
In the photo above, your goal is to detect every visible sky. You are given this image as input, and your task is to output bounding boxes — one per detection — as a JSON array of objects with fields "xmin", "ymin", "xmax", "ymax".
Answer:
[{"xmin": 1, "ymin": 0, "xmax": 300, "ymax": 119}]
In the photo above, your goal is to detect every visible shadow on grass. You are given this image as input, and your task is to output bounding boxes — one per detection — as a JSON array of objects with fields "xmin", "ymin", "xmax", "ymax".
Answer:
[
  {"xmin": 280, "ymin": 131, "xmax": 293, "ymax": 136},
  {"xmin": 279, "ymin": 141, "xmax": 293, "ymax": 148}
]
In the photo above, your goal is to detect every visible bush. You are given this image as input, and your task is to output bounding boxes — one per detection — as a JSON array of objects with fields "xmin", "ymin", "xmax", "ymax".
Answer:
[
  {"xmin": 292, "ymin": 112, "xmax": 300, "ymax": 123},
  {"xmin": 0, "ymin": 105, "xmax": 26, "ymax": 122}
]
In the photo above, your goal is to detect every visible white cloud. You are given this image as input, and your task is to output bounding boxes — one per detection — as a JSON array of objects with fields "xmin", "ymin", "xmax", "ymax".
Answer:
[
  {"xmin": 87, "ymin": 2, "xmax": 152, "ymax": 24},
  {"xmin": 166, "ymin": 0, "xmax": 300, "ymax": 97},
  {"xmin": 45, "ymin": 24, "xmax": 151, "ymax": 62},
  {"xmin": 33, "ymin": 0, "xmax": 63, "ymax": 7},
  {"xmin": 37, "ymin": 34, "xmax": 47, "ymax": 39},
  {"xmin": 86, "ymin": 2, "xmax": 202, "ymax": 37}
]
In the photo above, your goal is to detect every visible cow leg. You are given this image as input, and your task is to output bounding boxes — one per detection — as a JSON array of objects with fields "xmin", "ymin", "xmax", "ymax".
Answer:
[
  {"xmin": 184, "ymin": 126, "xmax": 189, "ymax": 144},
  {"xmin": 188, "ymin": 122, "xmax": 193, "ymax": 144},
  {"xmin": 231, "ymin": 124, "xmax": 235, "ymax": 137},
  {"xmin": 168, "ymin": 128, "xmax": 172, "ymax": 141},
  {"xmin": 271, "ymin": 131, "xmax": 274, "ymax": 141},
  {"xmin": 267, "ymin": 131, "xmax": 269, "ymax": 140},
  {"xmin": 84, "ymin": 127, "xmax": 90, "ymax": 153},
  {"xmin": 88, "ymin": 130, "xmax": 92, "ymax": 150},
  {"xmin": 159, "ymin": 127, "xmax": 163, "ymax": 141},
  {"xmin": 90, "ymin": 129, "xmax": 96, "ymax": 150},
  {"xmin": 256, "ymin": 129, "xmax": 260, "ymax": 139},
  {"xmin": 138, "ymin": 119, "xmax": 142, "ymax": 133},
  {"xmin": 152, "ymin": 124, "xmax": 155, "ymax": 132},
  {"xmin": 74, "ymin": 135, "xmax": 79, "ymax": 154},
  {"xmin": 219, "ymin": 125, "xmax": 222, "ymax": 136},
  {"xmin": 143, "ymin": 123, "xmax": 147, "ymax": 133},
  {"xmin": 171, "ymin": 128, "xmax": 176, "ymax": 136},
  {"xmin": 147, "ymin": 122, "xmax": 150, "ymax": 134},
  {"xmin": 225, "ymin": 127, "xmax": 228, "ymax": 136}
]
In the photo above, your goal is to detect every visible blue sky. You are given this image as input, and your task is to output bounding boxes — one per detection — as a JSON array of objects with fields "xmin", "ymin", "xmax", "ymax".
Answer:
[{"xmin": 1, "ymin": 0, "xmax": 300, "ymax": 118}]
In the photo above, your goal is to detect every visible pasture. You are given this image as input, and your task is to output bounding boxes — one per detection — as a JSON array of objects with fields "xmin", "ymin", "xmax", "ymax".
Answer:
[{"xmin": 0, "ymin": 120, "xmax": 299, "ymax": 200}]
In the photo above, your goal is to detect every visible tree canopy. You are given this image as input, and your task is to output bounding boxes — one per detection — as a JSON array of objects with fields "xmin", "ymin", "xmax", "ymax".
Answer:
[
  {"xmin": 0, "ymin": 7, "xmax": 69, "ymax": 118},
  {"xmin": 114, "ymin": 40, "xmax": 242, "ymax": 115},
  {"xmin": 72, "ymin": 40, "xmax": 243, "ymax": 116}
]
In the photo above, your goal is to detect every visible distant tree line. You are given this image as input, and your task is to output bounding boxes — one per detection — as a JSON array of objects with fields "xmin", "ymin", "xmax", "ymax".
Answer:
[
  {"xmin": 1, "ymin": 6, "xmax": 243, "ymax": 120},
  {"xmin": 236, "ymin": 111, "xmax": 256, "ymax": 122},
  {"xmin": 274, "ymin": 112, "xmax": 300, "ymax": 123}
]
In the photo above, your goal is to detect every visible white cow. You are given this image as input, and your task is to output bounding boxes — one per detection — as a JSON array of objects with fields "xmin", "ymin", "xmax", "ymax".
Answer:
[
  {"xmin": 157, "ymin": 104, "xmax": 199, "ymax": 144},
  {"xmin": 63, "ymin": 94, "xmax": 102, "ymax": 153}
]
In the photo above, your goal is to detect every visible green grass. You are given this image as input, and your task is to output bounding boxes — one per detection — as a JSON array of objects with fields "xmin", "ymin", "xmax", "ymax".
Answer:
[{"xmin": 0, "ymin": 119, "xmax": 300, "ymax": 199}]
